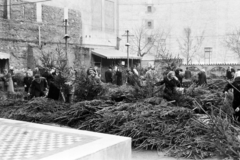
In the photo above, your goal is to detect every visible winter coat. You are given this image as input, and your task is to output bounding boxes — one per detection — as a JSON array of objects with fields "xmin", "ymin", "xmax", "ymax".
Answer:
[
  {"xmin": 23, "ymin": 76, "xmax": 33, "ymax": 92},
  {"xmin": 224, "ymin": 77, "xmax": 240, "ymax": 110},
  {"xmin": 116, "ymin": 70, "xmax": 123, "ymax": 86},
  {"xmin": 29, "ymin": 77, "xmax": 48, "ymax": 98},
  {"xmin": 105, "ymin": 70, "xmax": 113, "ymax": 83},
  {"xmin": 2, "ymin": 73, "xmax": 14, "ymax": 93},
  {"xmin": 197, "ymin": 71, "xmax": 207, "ymax": 85},
  {"xmin": 47, "ymin": 81, "xmax": 60, "ymax": 100},
  {"xmin": 226, "ymin": 70, "xmax": 233, "ymax": 80},
  {"xmin": 155, "ymin": 77, "xmax": 180, "ymax": 100},
  {"xmin": 184, "ymin": 70, "xmax": 192, "ymax": 79}
]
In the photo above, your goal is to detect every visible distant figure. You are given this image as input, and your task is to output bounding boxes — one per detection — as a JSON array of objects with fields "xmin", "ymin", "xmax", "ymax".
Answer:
[
  {"xmin": 226, "ymin": 66, "xmax": 235, "ymax": 80},
  {"xmin": 94, "ymin": 66, "xmax": 101, "ymax": 79},
  {"xmin": 28, "ymin": 74, "xmax": 48, "ymax": 98},
  {"xmin": 116, "ymin": 68, "xmax": 123, "ymax": 86},
  {"xmin": 132, "ymin": 65, "xmax": 139, "ymax": 77},
  {"xmin": 105, "ymin": 67, "xmax": 113, "ymax": 83},
  {"xmin": 47, "ymin": 76, "xmax": 60, "ymax": 101},
  {"xmin": 197, "ymin": 69, "xmax": 207, "ymax": 86},
  {"xmin": 184, "ymin": 67, "xmax": 192, "ymax": 79},
  {"xmin": 175, "ymin": 68, "xmax": 183, "ymax": 86},
  {"xmin": 23, "ymin": 71, "xmax": 33, "ymax": 93},
  {"xmin": 27, "ymin": 67, "xmax": 33, "ymax": 77},
  {"xmin": 155, "ymin": 71, "xmax": 181, "ymax": 101},
  {"xmin": 2, "ymin": 69, "xmax": 15, "ymax": 93},
  {"xmin": 33, "ymin": 67, "xmax": 40, "ymax": 76}
]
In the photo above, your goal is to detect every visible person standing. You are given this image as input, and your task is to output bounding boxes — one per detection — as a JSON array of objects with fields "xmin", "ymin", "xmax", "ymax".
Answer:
[
  {"xmin": 184, "ymin": 67, "xmax": 192, "ymax": 79},
  {"xmin": 223, "ymin": 72, "xmax": 240, "ymax": 121},
  {"xmin": 116, "ymin": 68, "xmax": 123, "ymax": 86},
  {"xmin": 28, "ymin": 74, "xmax": 48, "ymax": 98},
  {"xmin": 23, "ymin": 71, "xmax": 33, "ymax": 93},
  {"xmin": 226, "ymin": 67, "xmax": 234, "ymax": 80},
  {"xmin": 105, "ymin": 67, "xmax": 113, "ymax": 83},
  {"xmin": 94, "ymin": 66, "xmax": 101, "ymax": 79},
  {"xmin": 197, "ymin": 69, "xmax": 207, "ymax": 86},
  {"xmin": 2, "ymin": 69, "xmax": 14, "ymax": 93}
]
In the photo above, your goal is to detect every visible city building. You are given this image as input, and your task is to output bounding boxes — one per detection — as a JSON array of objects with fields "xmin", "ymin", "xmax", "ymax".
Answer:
[{"xmin": 119, "ymin": 0, "xmax": 240, "ymax": 64}]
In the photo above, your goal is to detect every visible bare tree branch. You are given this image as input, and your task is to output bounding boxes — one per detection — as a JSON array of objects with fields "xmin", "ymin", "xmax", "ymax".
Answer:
[
  {"xmin": 178, "ymin": 27, "xmax": 205, "ymax": 64},
  {"xmin": 225, "ymin": 29, "xmax": 240, "ymax": 58}
]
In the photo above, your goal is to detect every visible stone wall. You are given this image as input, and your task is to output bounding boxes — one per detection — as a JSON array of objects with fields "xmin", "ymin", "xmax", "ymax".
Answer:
[
  {"xmin": 181, "ymin": 64, "xmax": 240, "ymax": 77},
  {"xmin": 0, "ymin": 0, "xmax": 82, "ymax": 70}
]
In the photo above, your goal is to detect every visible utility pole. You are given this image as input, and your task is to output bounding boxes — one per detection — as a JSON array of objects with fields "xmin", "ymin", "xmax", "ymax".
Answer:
[
  {"xmin": 123, "ymin": 30, "xmax": 134, "ymax": 69},
  {"xmin": 64, "ymin": 8, "xmax": 70, "ymax": 60},
  {"xmin": 126, "ymin": 30, "xmax": 129, "ymax": 69}
]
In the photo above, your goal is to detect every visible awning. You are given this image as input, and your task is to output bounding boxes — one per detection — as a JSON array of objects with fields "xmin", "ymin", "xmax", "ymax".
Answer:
[
  {"xmin": 92, "ymin": 49, "xmax": 141, "ymax": 60},
  {"xmin": 0, "ymin": 52, "xmax": 10, "ymax": 59}
]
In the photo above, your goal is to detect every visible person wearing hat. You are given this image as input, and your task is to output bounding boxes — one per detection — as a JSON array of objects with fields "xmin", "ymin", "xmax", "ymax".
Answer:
[
  {"xmin": 224, "ymin": 71, "xmax": 240, "ymax": 121},
  {"xmin": 28, "ymin": 74, "xmax": 48, "ymax": 98},
  {"xmin": 105, "ymin": 67, "xmax": 113, "ymax": 83}
]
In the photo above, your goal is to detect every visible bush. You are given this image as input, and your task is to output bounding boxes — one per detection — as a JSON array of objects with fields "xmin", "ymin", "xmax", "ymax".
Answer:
[{"xmin": 74, "ymin": 70, "xmax": 105, "ymax": 101}]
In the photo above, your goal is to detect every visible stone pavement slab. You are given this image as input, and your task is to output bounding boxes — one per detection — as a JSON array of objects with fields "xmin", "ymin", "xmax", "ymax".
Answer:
[{"xmin": 0, "ymin": 118, "xmax": 131, "ymax": 160}]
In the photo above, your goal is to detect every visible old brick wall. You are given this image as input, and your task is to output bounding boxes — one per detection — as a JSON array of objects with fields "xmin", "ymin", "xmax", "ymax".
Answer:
[{"xmin": 0, "ymin": 0, "xmax": 82, "ymax": 70}]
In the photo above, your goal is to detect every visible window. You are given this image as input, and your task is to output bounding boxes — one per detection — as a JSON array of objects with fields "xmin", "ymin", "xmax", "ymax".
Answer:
[
  {"xmin": 146, "ymin": 20, "xmax": 154, "ymax": 29},
  {"xmin": 147, "ymin": 6, "xmax": 152, "ymax": 13},
  {"xmin": 148, "ymin": 21, "xmax": 152, "ymax": 27},
  {"xmin": 147, "ymin": 37, "xmax": 152, "ymax": 43}
]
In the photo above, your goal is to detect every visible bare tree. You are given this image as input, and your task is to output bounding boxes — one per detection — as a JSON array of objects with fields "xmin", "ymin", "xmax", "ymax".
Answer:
[
  {"xmin": 38, "ymin": 43, "xmax": 68, "ymax": 71},
  {"xmin": 178, "ymin": 28, "xmax": 204, "ymax": 64},
  {"xmin": 224, "ymin": 29, "xmax": 240, "ymax": 58},
  {"xmin": 130, "ymin": 26, "xmax": 168, "ymax": 57}
]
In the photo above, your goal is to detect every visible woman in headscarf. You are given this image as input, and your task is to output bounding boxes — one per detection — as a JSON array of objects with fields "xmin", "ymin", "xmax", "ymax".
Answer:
[
  {"xmin": 155, "ymin": 71, "xmax": 180, "ymax": 101},
  {"xmin": 2, "ymin": 69, "xmax": 15, "ymax": 93}
]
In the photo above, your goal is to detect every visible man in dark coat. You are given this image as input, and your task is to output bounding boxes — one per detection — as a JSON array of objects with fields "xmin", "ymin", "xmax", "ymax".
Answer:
[
  {"xmin": 28, "ymin": 74, "xmax": 48, "ymax": 98},
  {"xmin": 226, "ymin": 67, "xmax": 234, "ymax": 80},
  {"xmin": 23, "ymin": 72, "xmax": 33, "ymax": 93},
  {"xmin": 184, "ymin": 67, "xmax": 192, "ymax": 79},
  {"xmin": 105, "ymin": 67, "xmax": 113, "ymax": 83},
  {"xmin": 197, "ymin": 69, "xmax": 207, "ymax": 86},
  {"xmin": 47, "ymin": 76, "xmax": 60, "ymax": 100},
  {"xmin": 155, "ymin": 71, "xmax": 180, "ymax": 101},
  {"xmin": 116, "ymin": 68, "xmax": 123, "ymax": 86},
  {"xmin": 223, "ymin": 72, "xmax": 240, "ymax": 121}
]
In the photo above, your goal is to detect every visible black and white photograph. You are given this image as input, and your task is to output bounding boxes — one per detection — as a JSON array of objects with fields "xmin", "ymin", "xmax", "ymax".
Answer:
[{"xmin": 0, "ymin": 0, "xmax": 240, "ymax": 160}]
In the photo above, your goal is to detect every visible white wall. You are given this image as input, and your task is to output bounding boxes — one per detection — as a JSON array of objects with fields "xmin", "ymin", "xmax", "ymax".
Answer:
[
  {"xmin": 119, "ymin": 0, "xmax": 240, "ymax": 63},
  {"xmin": 41, "ymin": 0, "xmax": 119, "ymax": 49}
]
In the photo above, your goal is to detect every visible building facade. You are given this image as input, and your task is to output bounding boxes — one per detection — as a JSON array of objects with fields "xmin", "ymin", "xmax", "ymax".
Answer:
[
  {"xmin": 119, "ymin": 0, "xmax": 240, "ymax": 64},
  {"xmin": 0, "ymin": 0, "xmax": 120, "ymax": 70},
  {"xmin": 0, "ymin": 0, "xmax": 82, "ymax": 70}
]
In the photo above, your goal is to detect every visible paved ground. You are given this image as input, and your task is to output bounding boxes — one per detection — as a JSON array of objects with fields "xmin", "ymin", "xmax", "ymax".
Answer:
[
  {"xmin": 0, "ymin": 120, "xmax": 99, "ymax": 160},
  {"xmin": 0, "ymin": 120, "xmax": 219, "ymax": 160}
]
